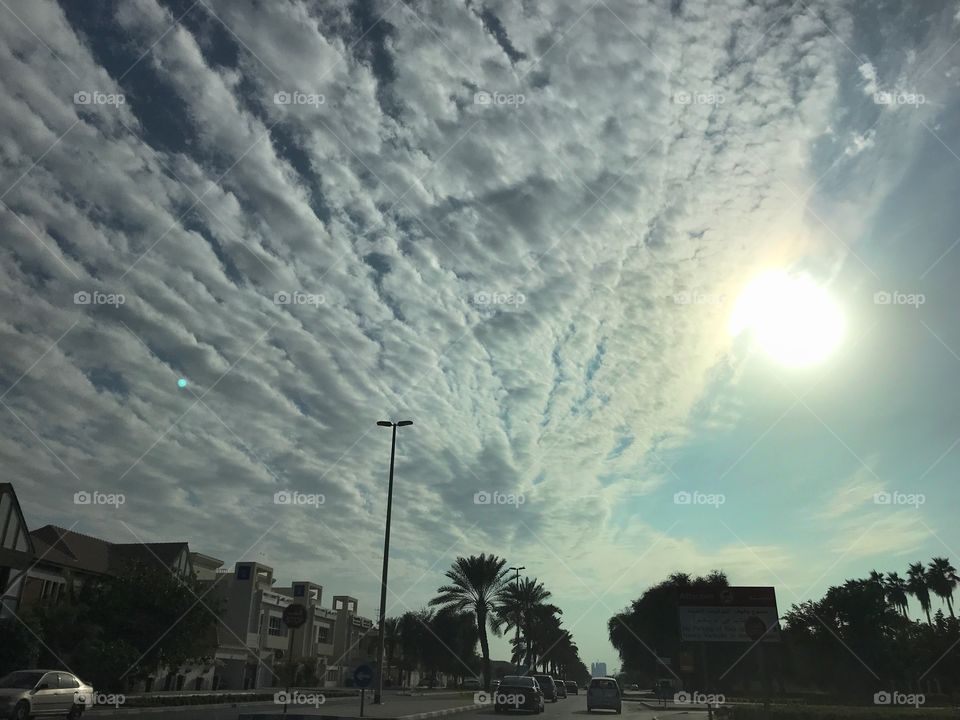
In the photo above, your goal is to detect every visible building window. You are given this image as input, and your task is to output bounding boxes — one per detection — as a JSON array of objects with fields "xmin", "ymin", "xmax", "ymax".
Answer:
[
  {"xmin": 40, "ymin": 580, "xmax": 65, "ymax": 602},
  {"xmin": 268, "ymin": 616, "xmax": 286, "ymax": 637},
  {"xmin": 294, "ymin": 585, "xmax": 305, "ymax": 596},
  {"xmin": 316, "ymin": 626, "xmax": 329, "ymax": 643}
]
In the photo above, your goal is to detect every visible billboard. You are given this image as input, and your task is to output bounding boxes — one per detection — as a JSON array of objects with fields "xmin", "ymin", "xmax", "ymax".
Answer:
[{"xmin": 677, "ymin": 586, "xmax": 780, "ymax": 643}]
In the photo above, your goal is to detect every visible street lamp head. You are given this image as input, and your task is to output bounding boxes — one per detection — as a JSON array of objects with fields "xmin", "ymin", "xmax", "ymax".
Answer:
[
  {"xmin": 377, "ymin": 421, "xmax": 393, "ymax": 427},
  {"xmin": 397, "ymin": 420, "xmax": 413, "ymax": 426}
]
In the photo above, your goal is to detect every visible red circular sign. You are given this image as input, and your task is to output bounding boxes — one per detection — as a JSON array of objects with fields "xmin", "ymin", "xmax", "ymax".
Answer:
[
  {"xmin": 744, "ymin": 616, "xmax": 766, "ymax": 641},
  {"xmin": 283, "ymin": 603, "xmax": 308, "ymax": 628}
]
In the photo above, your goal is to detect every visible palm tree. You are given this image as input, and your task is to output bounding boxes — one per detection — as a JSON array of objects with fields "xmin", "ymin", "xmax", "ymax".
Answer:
[
  {"xmin": 430, "ymin": 554, "xmax": 509, "ymax": 690},
  {"xmin": 884, "ymin": 572, "xmax": 909, "ymax": 616},
  {"xmin": 927, "ymin": 557, "xmax": 958, "ymax": 618},
  {"xmin": 906, "ymin": 562, "xmax": 933, "ymax": 624},
  {"xmin": 496, "ymin": 576, "xmax": 552, "ymax": 670}
]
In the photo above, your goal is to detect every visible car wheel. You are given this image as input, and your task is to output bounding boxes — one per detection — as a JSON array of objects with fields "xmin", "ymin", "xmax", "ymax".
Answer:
[
  {"xmin": 67, "ymin": 703, "xmax": 86, "ymax": 719},
  {"xmin": 12, "ymin": 700, "xmax": 29, "ymax": 720}
]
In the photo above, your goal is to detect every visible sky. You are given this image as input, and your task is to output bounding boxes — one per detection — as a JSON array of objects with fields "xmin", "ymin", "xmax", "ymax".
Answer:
[{"xmin": 2, "ymin": 0, "xmax": 960, "ymax": 672}]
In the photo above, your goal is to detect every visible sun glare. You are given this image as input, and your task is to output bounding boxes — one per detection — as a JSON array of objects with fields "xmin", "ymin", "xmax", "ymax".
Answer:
[{"xmin": 729, "ymin": 270, "xmax": 844, "ymax": 367}]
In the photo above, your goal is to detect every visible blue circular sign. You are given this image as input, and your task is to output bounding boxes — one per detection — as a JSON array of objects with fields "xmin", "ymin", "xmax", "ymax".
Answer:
[{"xmin": 354, "ymin": 664, "xmax": 374, "ymax": 688}]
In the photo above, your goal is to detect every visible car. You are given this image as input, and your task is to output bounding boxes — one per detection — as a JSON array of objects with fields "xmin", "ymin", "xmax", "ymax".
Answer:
[
  {"xmin": 0, "ymin": 670, "xmax": 93, "ymax": 719},
  {"xmin": 462, "ymin": 678, "xmax": 482, "ymax": 690},
  {"xmin": 554, "ymin": 679, "xmax": 567, "ymax": 698},
  {"xmin": 492, "ymin": 680, "xmax": 500, "ymax": 692},
  {"xmin": 565, "ymin": 680, "xmax": 579, "ymax": 695},
  {"xmin": 495, "ymin": 676, "xmax": 543, "ymax": 714},
  {"xmin": 587, "ymin": 676, "xmax": 621, "ymax": 714},
  {"xmin": 530, "ymin": 674, "xmax": 557, "ymax": 702}
]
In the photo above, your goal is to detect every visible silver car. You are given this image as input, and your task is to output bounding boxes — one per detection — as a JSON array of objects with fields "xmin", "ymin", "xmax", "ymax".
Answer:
[
  {"xmin": 586, "ymin": 676, "xmax": 621, "ymax": 713},
  {"xmin": 0, "ymin": 670, "xmax": 93, "ymax": 719}
]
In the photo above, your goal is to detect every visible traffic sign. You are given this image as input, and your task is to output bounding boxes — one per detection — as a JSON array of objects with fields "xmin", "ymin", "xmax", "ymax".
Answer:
[
  {"xmin": 353, "ymin": 664, "xmax": 374, "ymax": 688},
  {"xmin": 282, "ymin": 603, "xmax": 308, "ymax": 629},
  {"xmin": 677, "ymin": 586, "xmax": 780, "ymax": 642}
]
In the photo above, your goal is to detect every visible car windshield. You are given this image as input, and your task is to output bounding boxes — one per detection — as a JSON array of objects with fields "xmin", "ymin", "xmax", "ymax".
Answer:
[{"xmin": 0, "ymin": 671, "xmax": 45, "ymax": 689}]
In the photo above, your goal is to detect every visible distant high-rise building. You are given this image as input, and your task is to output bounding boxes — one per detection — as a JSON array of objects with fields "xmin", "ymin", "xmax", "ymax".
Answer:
[{"xmin": 591, "ymin": 661, "xmax": 607, "ymax": 677}]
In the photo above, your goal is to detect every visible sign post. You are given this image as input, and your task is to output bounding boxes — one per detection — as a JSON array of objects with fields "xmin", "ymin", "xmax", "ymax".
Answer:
[
  {"xmin": 282, "ymin": 604, "xmax": 308, "ymax": 716},
  {"xmin": 677, "ymin": 587, "xmax": 780, "ymax": 717},
  {"xmin": 354, "ymin": 663, "xmax": 374, "ymax": 717}
]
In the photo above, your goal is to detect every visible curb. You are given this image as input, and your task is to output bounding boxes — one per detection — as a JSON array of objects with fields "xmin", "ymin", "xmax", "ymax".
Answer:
[{"xmin": 239, "ymin": 702, "xmax": 485, "ymax": 720}]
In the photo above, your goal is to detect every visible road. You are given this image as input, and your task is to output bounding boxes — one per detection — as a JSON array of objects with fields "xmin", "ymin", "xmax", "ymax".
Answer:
[{"xmin": 87, "ymin": 691, "xmax": 700, "ymax": 720}]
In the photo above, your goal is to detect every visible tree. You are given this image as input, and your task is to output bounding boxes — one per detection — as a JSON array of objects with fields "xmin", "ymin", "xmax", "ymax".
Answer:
[
  {"xmin": 430, "ymin": 554, "xmax": 509, "ymax": 690},
  {"xmin": 496, "ymin": 576, "xmax": 552, "ymax": 670},
  {"xmin": 884, "ymin": 572, "xmax": 909, "ymax": 616},
  {"xmin": 927, "ymin": 557, "xmax": 957, "ymax": 618},
  {"xmin": 0, "ymin": 619, "xmax": 38, "ymax": 675},
  {"xmin": 906, "ymin": 562, "xmax": 933, "ymax": 624},
  {"xmin": 30, "ymin": 562, "xmax": 221, "ymax": 691}
]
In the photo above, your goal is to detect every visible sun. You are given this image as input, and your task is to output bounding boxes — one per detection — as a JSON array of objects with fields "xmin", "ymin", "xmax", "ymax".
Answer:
[{"xmin": 729, "ymin": 270, "xmax": 844, "ymax": 367}]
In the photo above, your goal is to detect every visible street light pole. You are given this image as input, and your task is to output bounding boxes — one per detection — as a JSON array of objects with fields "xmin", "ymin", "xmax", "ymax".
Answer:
[
  {"xmin": 374, "ymin": 420, "xmax": 412, "ymax": 705},
  {"xmin": 508, "ymin": 566, "xmax": 525, "ymax": 673}
]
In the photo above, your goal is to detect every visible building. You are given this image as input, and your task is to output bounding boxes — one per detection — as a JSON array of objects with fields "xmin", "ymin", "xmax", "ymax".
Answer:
[
  {"xmin": 591, "ymin": 661, "xmax": 608, "ymax": 677},
  {"xmin": 0, "ymin": 483, "xmax": 35, "ymax": 618},
  {"xmin": 196, "ymin": 560, "xmax": 376, "ymax": 690},
  {"xmin": 1, "ymin": 483, "xmax": 377, "ymax": 691}
]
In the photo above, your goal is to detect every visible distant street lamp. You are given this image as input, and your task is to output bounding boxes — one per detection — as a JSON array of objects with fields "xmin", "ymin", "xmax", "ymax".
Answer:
[
  {"xmin": 374, "ymin": 419, "xmax": 413, "ymax": 704},
  {"xmin": 509, "ymin": 565, "xmax": 525, "ymax": 672}
]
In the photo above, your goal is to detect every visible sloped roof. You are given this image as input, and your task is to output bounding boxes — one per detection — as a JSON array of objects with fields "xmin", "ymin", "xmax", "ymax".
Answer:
[
  {"xmin": 0, "ymin": 482, "xmax": 36, "ymax": 561},
  {"xmin": 29, "ymin": 525, "xmax": 190, "ymax": 576}
]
